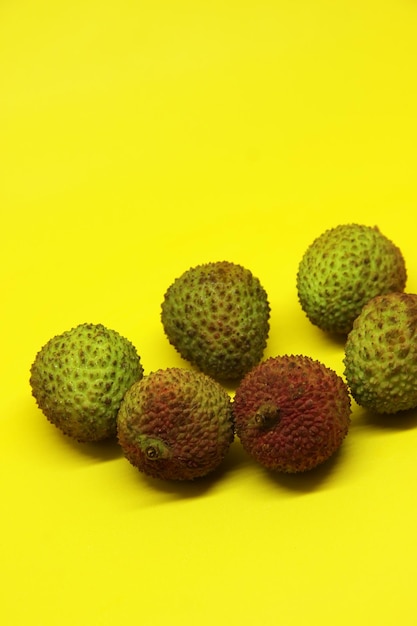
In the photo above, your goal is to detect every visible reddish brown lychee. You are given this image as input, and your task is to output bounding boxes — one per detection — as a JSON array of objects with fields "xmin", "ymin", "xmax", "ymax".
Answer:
[
  {"xmin": 233, "ymin": 355, "xmax": 351, "ymax": 473},
  {"xmin": 117, "ymin": 367, "xmax": 234, "ymax": 480}
]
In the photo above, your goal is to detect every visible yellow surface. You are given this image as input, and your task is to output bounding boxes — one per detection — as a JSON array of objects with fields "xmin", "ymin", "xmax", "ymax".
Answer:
[{"xmin": 2, "ymin": 1, "xmax": 417, "ymax": 624}]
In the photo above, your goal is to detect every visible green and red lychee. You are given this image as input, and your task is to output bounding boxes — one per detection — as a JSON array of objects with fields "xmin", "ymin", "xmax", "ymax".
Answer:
[{"xmin": 117, "ymin": 367, "xmax": 234, "ymax": 480}]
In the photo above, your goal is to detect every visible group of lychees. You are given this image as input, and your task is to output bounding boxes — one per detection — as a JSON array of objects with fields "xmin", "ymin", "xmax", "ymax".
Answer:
[{"xmin": 30, "ymin": 223, "xmax": 417, "ymax": 483}]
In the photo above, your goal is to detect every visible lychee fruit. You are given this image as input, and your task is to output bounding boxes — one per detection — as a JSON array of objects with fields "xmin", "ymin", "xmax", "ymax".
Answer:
[
  {"xmin": 233, "ymin": 355, "xmax": 351, "ymax": 473},
  {"xmin": 161, "ymin": 261, "xmax": 270, "ymax": 381},
  {"xmin": 296, "ymin": 223, "xmax": 407, "ymax": 334},
  {"xmin": 117, "ymin": 367, "xmax": 234, "ymax": 480},
  {"xmin": 30, "ymin": 323, "xmax": 143, "ymax": 442},
  {"xmin": 344, "ymin": 292, "xmax": 417, "ymax": 413}
]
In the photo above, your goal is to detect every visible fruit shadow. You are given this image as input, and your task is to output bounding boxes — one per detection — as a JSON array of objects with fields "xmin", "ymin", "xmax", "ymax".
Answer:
[
  {"xmin": 355, "ymin": 405, "xmax": 417, "ymax": 431},
  {"xmin": 59, "ymin": 434, "xmax": 124, "ymax": 463},
  {"xmin": 314, "ymin": 326, "xmax": 349, "ymax": 348},
  {"xmin": 260, "ymin": 447, "xmax": 347, "ymax": 494},
  {"xmin": 25, "ymin": 397, "xmax": 124, "ymax": 463}
]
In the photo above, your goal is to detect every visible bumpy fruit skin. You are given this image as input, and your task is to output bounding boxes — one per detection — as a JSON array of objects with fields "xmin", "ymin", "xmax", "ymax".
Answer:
[
  {"xmin": 30, "ymin": 323, "xmax": 143, "ymax": 442},
  {"xmin": 296, "ymin": 224, "xmax": 407, "ymax": 334},
  {"xmin": 161, "ymin": 261, "xmax": 270, "ymax": 381},
  {"xmin": 233, "ymin": 355, "xmax": 351, "ymax": 473},
  {"xmin": 344, "ymin": 292, "xmax": 417, "ymax": 413},
  {"xmin": 117, "ymin": 368, "xmax": 234, "ymax": 480}
]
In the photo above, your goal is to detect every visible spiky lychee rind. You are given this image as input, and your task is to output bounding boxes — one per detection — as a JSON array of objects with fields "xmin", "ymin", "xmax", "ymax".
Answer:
[
  {"xmin": 296, "ymin": 224, "xmax": 407, "ymax": 334},
  {"xmin": 30, "ymin": 323, "xmax": 143, "ymax": 442},
  {"xmin": 161, "ymin": 261, "xmax": 270, "ymax": 381},
  {"xmin": 344, "ymin": 292, "xmax": 417, "ymax": 413},
  {"xmin": 233, "ymin": 355, "xmax": 351, "ymax": 473},
  {"xmin": 117, "ymin": 367, "xmax": 234, "ymax": 480}
]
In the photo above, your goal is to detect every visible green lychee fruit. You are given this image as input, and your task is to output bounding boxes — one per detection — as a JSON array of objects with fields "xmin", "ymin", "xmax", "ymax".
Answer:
[
  {"xmin": 117, "ymin": 367, "xmax": 234, "ymax": 480},
  {"xmin": 296, "ymin": 224, "xmax": 407, "ymax": 334},
  {"xmin": 161, "ymin": 261, "xmax": 270, "ymax": 381},
  {"xmin": 30, "ymin": 323, "xmax": 143, "ymax": 442},
  {"xmin": 233, "ymin": 355, "xmax": 351, "ymax": 473},
  {"xmin": 344, "ymin": 292, "xmax": 417, "ymax": 413}
]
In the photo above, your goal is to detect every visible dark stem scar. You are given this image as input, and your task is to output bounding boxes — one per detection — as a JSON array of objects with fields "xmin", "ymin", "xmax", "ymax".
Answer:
[{"xmin": 253, "ymin": 403, "xmax": 281, "ymax": 429}]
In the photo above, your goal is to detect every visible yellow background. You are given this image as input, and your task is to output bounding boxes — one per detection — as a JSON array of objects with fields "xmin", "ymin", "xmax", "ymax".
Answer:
[{"xmin": 2, "ymin": 1, "xmax": 417, "ymax": 624}]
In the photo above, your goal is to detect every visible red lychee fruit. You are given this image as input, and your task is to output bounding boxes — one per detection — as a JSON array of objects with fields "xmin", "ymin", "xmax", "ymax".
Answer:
[{"xmin": 233, "ymin": 355, "xmax": 351, "ymax": 473}]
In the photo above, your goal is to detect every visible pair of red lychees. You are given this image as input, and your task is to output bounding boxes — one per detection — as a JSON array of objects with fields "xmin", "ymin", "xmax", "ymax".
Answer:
[{"xmin": 117, "ymin": 356, "xmax": 351, "ymax": 481}]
